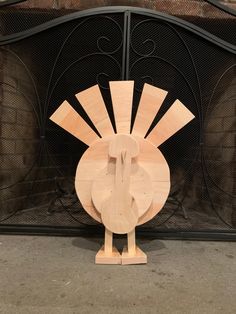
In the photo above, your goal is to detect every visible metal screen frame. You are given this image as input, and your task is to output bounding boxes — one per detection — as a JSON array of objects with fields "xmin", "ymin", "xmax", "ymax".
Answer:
[{"xmin": 0, "ymin": 4, "xmax": 235, "ymax": 239}]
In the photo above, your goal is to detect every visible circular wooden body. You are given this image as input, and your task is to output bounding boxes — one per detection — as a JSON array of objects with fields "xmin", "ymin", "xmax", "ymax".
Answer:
[
  {"xmin": 91, "ymin": 165, "xmax": 153, "ymax": 218},
  {"xmin": 75, "ymin": 135, "xmax": 170, "ymax": 226}
]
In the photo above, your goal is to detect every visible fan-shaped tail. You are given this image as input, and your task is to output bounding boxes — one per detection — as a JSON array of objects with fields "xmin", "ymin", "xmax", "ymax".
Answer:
[{"xmin": 50, "ymin": 82, "xmax": 194, "ymax": 148}]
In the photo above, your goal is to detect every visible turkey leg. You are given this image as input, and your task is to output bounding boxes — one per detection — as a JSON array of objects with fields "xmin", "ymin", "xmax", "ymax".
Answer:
[
  {"xmin": 95, "ymin": 228, "xmax": 121, "ymax": 264},
  {"xmin": 121, "ymin": 229, "xmax": 147, "ymax": 265}
]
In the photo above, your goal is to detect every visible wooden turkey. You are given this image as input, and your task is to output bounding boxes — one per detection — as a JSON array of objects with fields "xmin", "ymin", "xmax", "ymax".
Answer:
[{"xmin": 50, "ymin": 81, "xmax": 195, "ymax": 265}]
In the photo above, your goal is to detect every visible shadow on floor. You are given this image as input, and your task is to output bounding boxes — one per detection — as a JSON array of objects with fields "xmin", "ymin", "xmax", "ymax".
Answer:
[{"xmin": 71, "ymin": 236, "xmax": 166, "ymax": 253}]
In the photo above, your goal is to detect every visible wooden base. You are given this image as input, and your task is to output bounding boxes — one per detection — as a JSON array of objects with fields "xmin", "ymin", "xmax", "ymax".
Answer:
[
  {"xmin": 95, "ymin": 245, "xmax": 121, "ymax": 264},
  {"xmin": 121, "ymin": 246, "xmax": 147, "ymax": 265}
]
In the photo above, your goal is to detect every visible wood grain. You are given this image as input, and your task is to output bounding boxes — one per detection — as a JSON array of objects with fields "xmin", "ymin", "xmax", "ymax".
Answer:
[
  {"xmin": 132, "ymin": 83, "xmax": 167, "ymax": 138},
  {"xmin": 146, "ymin": 99, "xmax": 195, "ymax": 147},
  {"xmin": 121, "ymin": 246, "xmax": 147, "ymax": 265},
  {"xmin": 95, "ymin": 245, "xmax": 121, "ymax": 264},
  {"xmin": 127, "ymin": 229, "xmax": 136, "ymax": 255},
  {"xmin": 49, "ymin": 100, "xmax": 99, "ymax": 146},
  {"xmin": 91, "ymin": 165, "xmax": 153, "ymax": 218},
  {"xmin": 100, "ymin": 135, "xmax": 139, "ymax": 234},
  {"xmin": 76, "ymin": 84, "xmax": 114, "ymax": 138},
  {"xmin": 104, "ymin": 228, "xmax": 113, "ymax": 254},
  {"xmin": 76, "ymin": 136, "xmax": 170, "ymax": 226},
  {"xmin": 109, "ymin": 81, "xmax": 134, "ymax": 134}
]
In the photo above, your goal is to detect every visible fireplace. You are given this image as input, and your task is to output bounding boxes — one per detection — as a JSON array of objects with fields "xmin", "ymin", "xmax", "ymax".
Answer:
[{"xmin": 0, "ymin": 0, "xmax": 235, "ymax": 239}]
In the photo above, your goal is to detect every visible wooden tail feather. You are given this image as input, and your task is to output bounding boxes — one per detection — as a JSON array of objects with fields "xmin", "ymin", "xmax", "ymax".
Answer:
[
  {"xmin": 76, "ymin": 84, "xmax": 114, "ymax": 138},
  {"xmin": 109, "ymin": 81, "xmax": 134, "ymax": 134},
  {"xmin": 146, "ymin": 99, "xmax": 195, "ymax": 147},
  {"xmin": 49, "ymin": 100, "xmax": 100, "ymax": 146},
  {"xmin": 132, "ymin": 83, "xmax": 167, "ymax": 138}
]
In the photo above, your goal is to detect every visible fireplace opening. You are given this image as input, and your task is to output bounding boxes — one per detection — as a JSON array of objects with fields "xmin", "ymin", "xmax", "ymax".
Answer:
[{"xmin": 0, "ymin": 3, "xmax": 235, "ymax": 238}]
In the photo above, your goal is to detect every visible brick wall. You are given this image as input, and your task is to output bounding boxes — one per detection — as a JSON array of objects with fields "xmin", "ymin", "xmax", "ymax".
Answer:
[
  {"xmin": 0, "ymin": 0, "xmax": 235, "ymax": 226},
  {"xmin": 0, "ymin": 46, "xmax": 56, "ymax": 216},
  {"xmin": 14, "ymin": 0, "xmax": 236, "ymax": 17},
  {"xmin": 202, "ymin": 69, "xmax": 236, "ymax": 225},
  {"xmin": 177, "ymin": 65, "xmax": 236, "ymax": 226}
]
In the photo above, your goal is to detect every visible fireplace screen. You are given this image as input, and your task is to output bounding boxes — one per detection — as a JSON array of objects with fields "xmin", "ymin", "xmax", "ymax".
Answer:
[{"xmin": 0, "ymin": 2, "xmax": 235, "ymax": 238}]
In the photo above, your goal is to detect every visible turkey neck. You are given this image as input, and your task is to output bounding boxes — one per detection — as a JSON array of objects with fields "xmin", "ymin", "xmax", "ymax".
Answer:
[{"xmin": 113, "ymin": 149, "xmax": 132, "ymax": 209}]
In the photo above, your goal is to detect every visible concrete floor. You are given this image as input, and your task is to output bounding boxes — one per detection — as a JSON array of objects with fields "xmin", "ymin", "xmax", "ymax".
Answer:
[{"xmin": 0, "ymin": 235, "xmax": 235, "ymax": 314}]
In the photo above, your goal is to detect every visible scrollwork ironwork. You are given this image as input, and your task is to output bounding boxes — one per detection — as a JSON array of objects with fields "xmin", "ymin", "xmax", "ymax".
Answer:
[{"xmin": 0, "ymin": 6, "xmax": 235, "ymax": 235}]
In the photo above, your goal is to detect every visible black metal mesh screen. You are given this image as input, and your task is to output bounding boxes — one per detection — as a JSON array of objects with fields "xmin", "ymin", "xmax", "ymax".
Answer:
[
  {"xmin": 0, "ymin": 3, "xmax": 235, "ymax": 237},
  {"xmin": 129, "ymin": 12, "xmax": 235, "ymax": 231},
  {"xmin": 0, "ymin": 12, "xmax": 124, "ymax": 227}
]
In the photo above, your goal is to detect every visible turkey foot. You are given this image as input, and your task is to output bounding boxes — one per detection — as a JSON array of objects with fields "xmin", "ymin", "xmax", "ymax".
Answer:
[
  {"xmin": 121, "ymin": 229, "xmax": 147, "ymax": 265},
  {"xmin": 95, "ymin": 228, "xmax": 121, "ymax": 264}
]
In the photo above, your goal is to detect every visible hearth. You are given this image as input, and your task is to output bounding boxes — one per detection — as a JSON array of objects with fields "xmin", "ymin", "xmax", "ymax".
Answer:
[{"xmin": 0, "ymin": 0, "xmax": 235, "ymax": 239}]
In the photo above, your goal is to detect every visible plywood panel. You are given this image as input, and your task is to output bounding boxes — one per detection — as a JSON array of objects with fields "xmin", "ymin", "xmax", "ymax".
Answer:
[
  {"xmin": 76, "ymin": 136, "xmax": 170, "ymax": 226},
  {"xmin": 146, "ymin": 99, "xmax": 195, "ymax": 147},
  {"xmin": 132, "ymin": 83, "xmax": 167, "ymax": 138},
  {"xmin": 91, "ymin": 166, "xmax": 153, "ymax": 218},
  {"xmin": 76, "ymin": 85, "xmax": 114, "ymax": 138},
  {"xmin": 95, "ymin": 245, "xmax": 121, "ymax": 264},
  {"xmin": 121, "ymin": 246, "xmax": 147, "ymax": 265},
  {"xmin": 109, "ymin": 81, "xmax": 134, "ymax": 134},
  {"xmin": 50, "ymin": 100, "xmax": 99, "ymax": 146}
]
